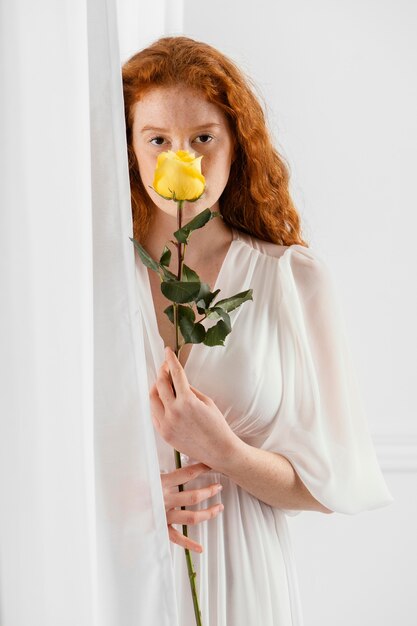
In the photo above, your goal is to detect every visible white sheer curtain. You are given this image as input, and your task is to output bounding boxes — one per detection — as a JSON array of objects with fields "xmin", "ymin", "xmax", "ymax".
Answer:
[{"xmin": 0, "ymin": 1, "xmax": 179, "ymax": 624}]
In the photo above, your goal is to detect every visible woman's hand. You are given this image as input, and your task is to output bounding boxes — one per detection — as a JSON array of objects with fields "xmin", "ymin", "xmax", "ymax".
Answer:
[
  {"xmin": 149, "ymin": 346, "xmax": 240, "ymax": 470},
  {"xmin": 162, "ymin": 462, "xmax": 224, "ymax": 553}
]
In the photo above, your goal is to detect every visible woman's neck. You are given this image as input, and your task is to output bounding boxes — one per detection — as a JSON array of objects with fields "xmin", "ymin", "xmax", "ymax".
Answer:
[{"xmin": 143, "ymin": 203, "xmax": 233, "ymax": 272}]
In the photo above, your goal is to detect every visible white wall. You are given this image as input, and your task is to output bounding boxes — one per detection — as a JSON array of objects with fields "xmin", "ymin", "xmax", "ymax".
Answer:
[
  {"xmin": 118, "ymin": 2, "xmax": 417, "ymax": 623},
  {"xmin": 291, "ymin": 472, "xmax": 416, "ymax": 625}
]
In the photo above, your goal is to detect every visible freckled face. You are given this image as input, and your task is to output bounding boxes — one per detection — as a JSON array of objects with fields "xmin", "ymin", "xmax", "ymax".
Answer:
[{"xmin": 131, "ymin": 85, "xmax": 236, "ymax": 219}]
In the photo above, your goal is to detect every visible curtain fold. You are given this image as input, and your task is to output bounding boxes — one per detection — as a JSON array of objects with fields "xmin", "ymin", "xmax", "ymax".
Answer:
[{"xmin": 0, "ymin": 1, "xmax": 178, "ymax": 624}]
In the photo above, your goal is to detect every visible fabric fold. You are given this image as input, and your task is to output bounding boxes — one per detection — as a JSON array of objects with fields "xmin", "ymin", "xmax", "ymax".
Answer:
[{"xmin": 262, "ymin": 244, "xmax": 394, "ymax": 516}]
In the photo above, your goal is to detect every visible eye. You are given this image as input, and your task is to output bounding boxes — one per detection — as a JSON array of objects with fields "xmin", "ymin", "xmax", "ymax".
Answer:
[
  {"xmin": 149, "ymin": 136, "xmax": 166, "ymax": 146},
  {"xmin": 194, "ymin": 134, "xmax": 213, "ymax": 144}
]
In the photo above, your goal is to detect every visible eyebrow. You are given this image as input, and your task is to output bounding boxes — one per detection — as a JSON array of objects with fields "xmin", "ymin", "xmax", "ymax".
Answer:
[{"xmin": 140, "ymin": 123, "xmax": 222, "ymax": 133}]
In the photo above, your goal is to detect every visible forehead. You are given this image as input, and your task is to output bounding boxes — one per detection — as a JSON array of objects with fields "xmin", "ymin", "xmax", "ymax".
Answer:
[{"xmin": 132, "ymin": 85, "xmax": 228, "ymax": 128}]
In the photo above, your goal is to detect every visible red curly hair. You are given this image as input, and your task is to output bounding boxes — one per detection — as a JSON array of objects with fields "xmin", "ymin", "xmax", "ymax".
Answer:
[{"xmin": 122, "ymin": 36, "xmax": 308, "ymax": 247}]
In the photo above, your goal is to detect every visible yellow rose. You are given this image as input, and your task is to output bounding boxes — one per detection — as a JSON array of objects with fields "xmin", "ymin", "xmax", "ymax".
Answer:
[{"xmin": 152, "ymin": 149, "xmax": 205, "ymax": 202}]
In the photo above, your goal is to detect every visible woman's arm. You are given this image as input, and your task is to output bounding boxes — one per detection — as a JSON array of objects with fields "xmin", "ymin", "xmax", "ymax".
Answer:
[
  {"xmin": 213, "ymin": 438, "xmax": 333, "ymax": 513},
  {"xmin": 151, "ymin": 347, "xmax": 333, "ymax": 515}
]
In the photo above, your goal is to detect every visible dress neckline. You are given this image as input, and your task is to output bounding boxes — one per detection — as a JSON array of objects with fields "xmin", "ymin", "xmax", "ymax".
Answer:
[{"xmin": 143, "ymin": 226, "xmax": 240, "ymax": 373}]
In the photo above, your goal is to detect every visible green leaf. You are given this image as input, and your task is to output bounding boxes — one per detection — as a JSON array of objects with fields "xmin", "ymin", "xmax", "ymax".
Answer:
[
  {"xmin": 212, "ymin": 289, "xmax": 253, "ymax": 313},
  {"xmin": 164, "ymin": 305, "xmax": 174, "ymax": 323},
  {"xmin": 159, "ymin": 245, "xmax": 172, "ymax": 267},
  {"xmin": 203, "ymin": 319, "xmax": 231, "ymax": 346},
  {"xmin": 178, "ymin": 304, "xmax": 196, "ymax": 323},
  {"xmin": 196, "ymin": 282, "xmax": 213, "ymax": 304},
  {"xmin": 206, "ymin": 307, "xmax": 231, "ymax": 331},
  {"xmin": 161, "ymin": 280, "xmax": 201, "ymax": 303},
  {"xmin": 173, "ymin": 228, "xmax": 189, "ymax": 245},
  {"xmin": 182, "ymin": 264, "xmax": 200, "ymax": 282},
  {"xmin": 196, "ymin": 287, "xmax": 221, "ymax": 313},
  {"xmin": 160, "ymin": 265, "xmax": 177, "ymax": 281},
  {"xmin": 130, "ymin": 237, "xmax": 160, "ymax": 272},
  {"xmin": 178, "ymin": 306, "xmax": 206, "ymax": 344},
  {"xmin": 173, "ymin": 208, "xmax": 218, "ymax": 243},
  {"xmin": 183, "ymin": 208, "xmax": 213, "ymax": 231},
  {"xmin": 185, "ymin": 322, "xmax": 206, "ymax": 343}
]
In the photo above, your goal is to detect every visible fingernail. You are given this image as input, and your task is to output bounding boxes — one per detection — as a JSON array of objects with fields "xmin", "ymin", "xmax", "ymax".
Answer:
[{"xmin": 216, "ymin": 485, "xmax": 223, "ymax": 492}]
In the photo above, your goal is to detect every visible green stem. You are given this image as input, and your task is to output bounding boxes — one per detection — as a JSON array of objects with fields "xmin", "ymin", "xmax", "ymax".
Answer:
[
  {"xmin": 172, "ymin": 199, "xmax": 203, "ymax": 626},
  {"xmin": 174, "ymin": 449, "xmax": 203, "ymax": 626}
]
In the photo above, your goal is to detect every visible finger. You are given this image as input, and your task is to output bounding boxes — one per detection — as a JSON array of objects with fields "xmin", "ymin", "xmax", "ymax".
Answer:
[
  {"xmin": 151, "ymin": 413, "xmax": 160, "ymax": 431},
  {"xmin": 167, "ymin": 503, "xmax": 224, "ymax": 526},
  {"xmin": 168, "ymin": 524, "xmax": 203, "ymax": 553},
  {"xmin": 161, "ymin": 462, "xmax": 212, "ymax": 488},
  {"xmin": 164, "ymin": 346, "xmax": 190, "ymax": 396},
  {"xmin": 149, "ymin": 385, "xmax": 164, "ymax": 429},
  {"xmin": 165, "ymin": 483, "xmax": 223, "ymax": 509},
  {"xmin": 155, "ymin": 361, "xmax": 176, "ymax": 407},
  {"xmin": 189, "ymin": 384, "xmax": 212, "ymax": 405}
]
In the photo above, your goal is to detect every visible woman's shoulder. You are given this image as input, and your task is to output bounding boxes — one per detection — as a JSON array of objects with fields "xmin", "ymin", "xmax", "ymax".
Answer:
[
  {"xmin": 232, "ymin": 227, "xmax": 332, "ymax": 291},
  {"xmin": 232, "ymin": 227, "xmax": 318, "ymax": 263}
]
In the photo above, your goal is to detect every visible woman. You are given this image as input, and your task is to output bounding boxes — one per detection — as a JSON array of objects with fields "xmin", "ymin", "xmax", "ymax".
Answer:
[{"xmin": 122, "ymin": 36, "xmax": 393, "ymax": 626}]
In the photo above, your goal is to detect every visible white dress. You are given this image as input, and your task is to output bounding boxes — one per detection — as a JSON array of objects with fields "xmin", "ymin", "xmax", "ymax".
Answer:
[{"xmin": 135, "ymin": 226, "xmax": 394, "ymax": 626}]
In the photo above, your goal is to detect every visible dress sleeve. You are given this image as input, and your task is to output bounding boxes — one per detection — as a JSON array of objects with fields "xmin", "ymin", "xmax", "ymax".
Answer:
[{"xmin": 261, "ymin": 244, "xmax": 394, "ymax": 516}]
